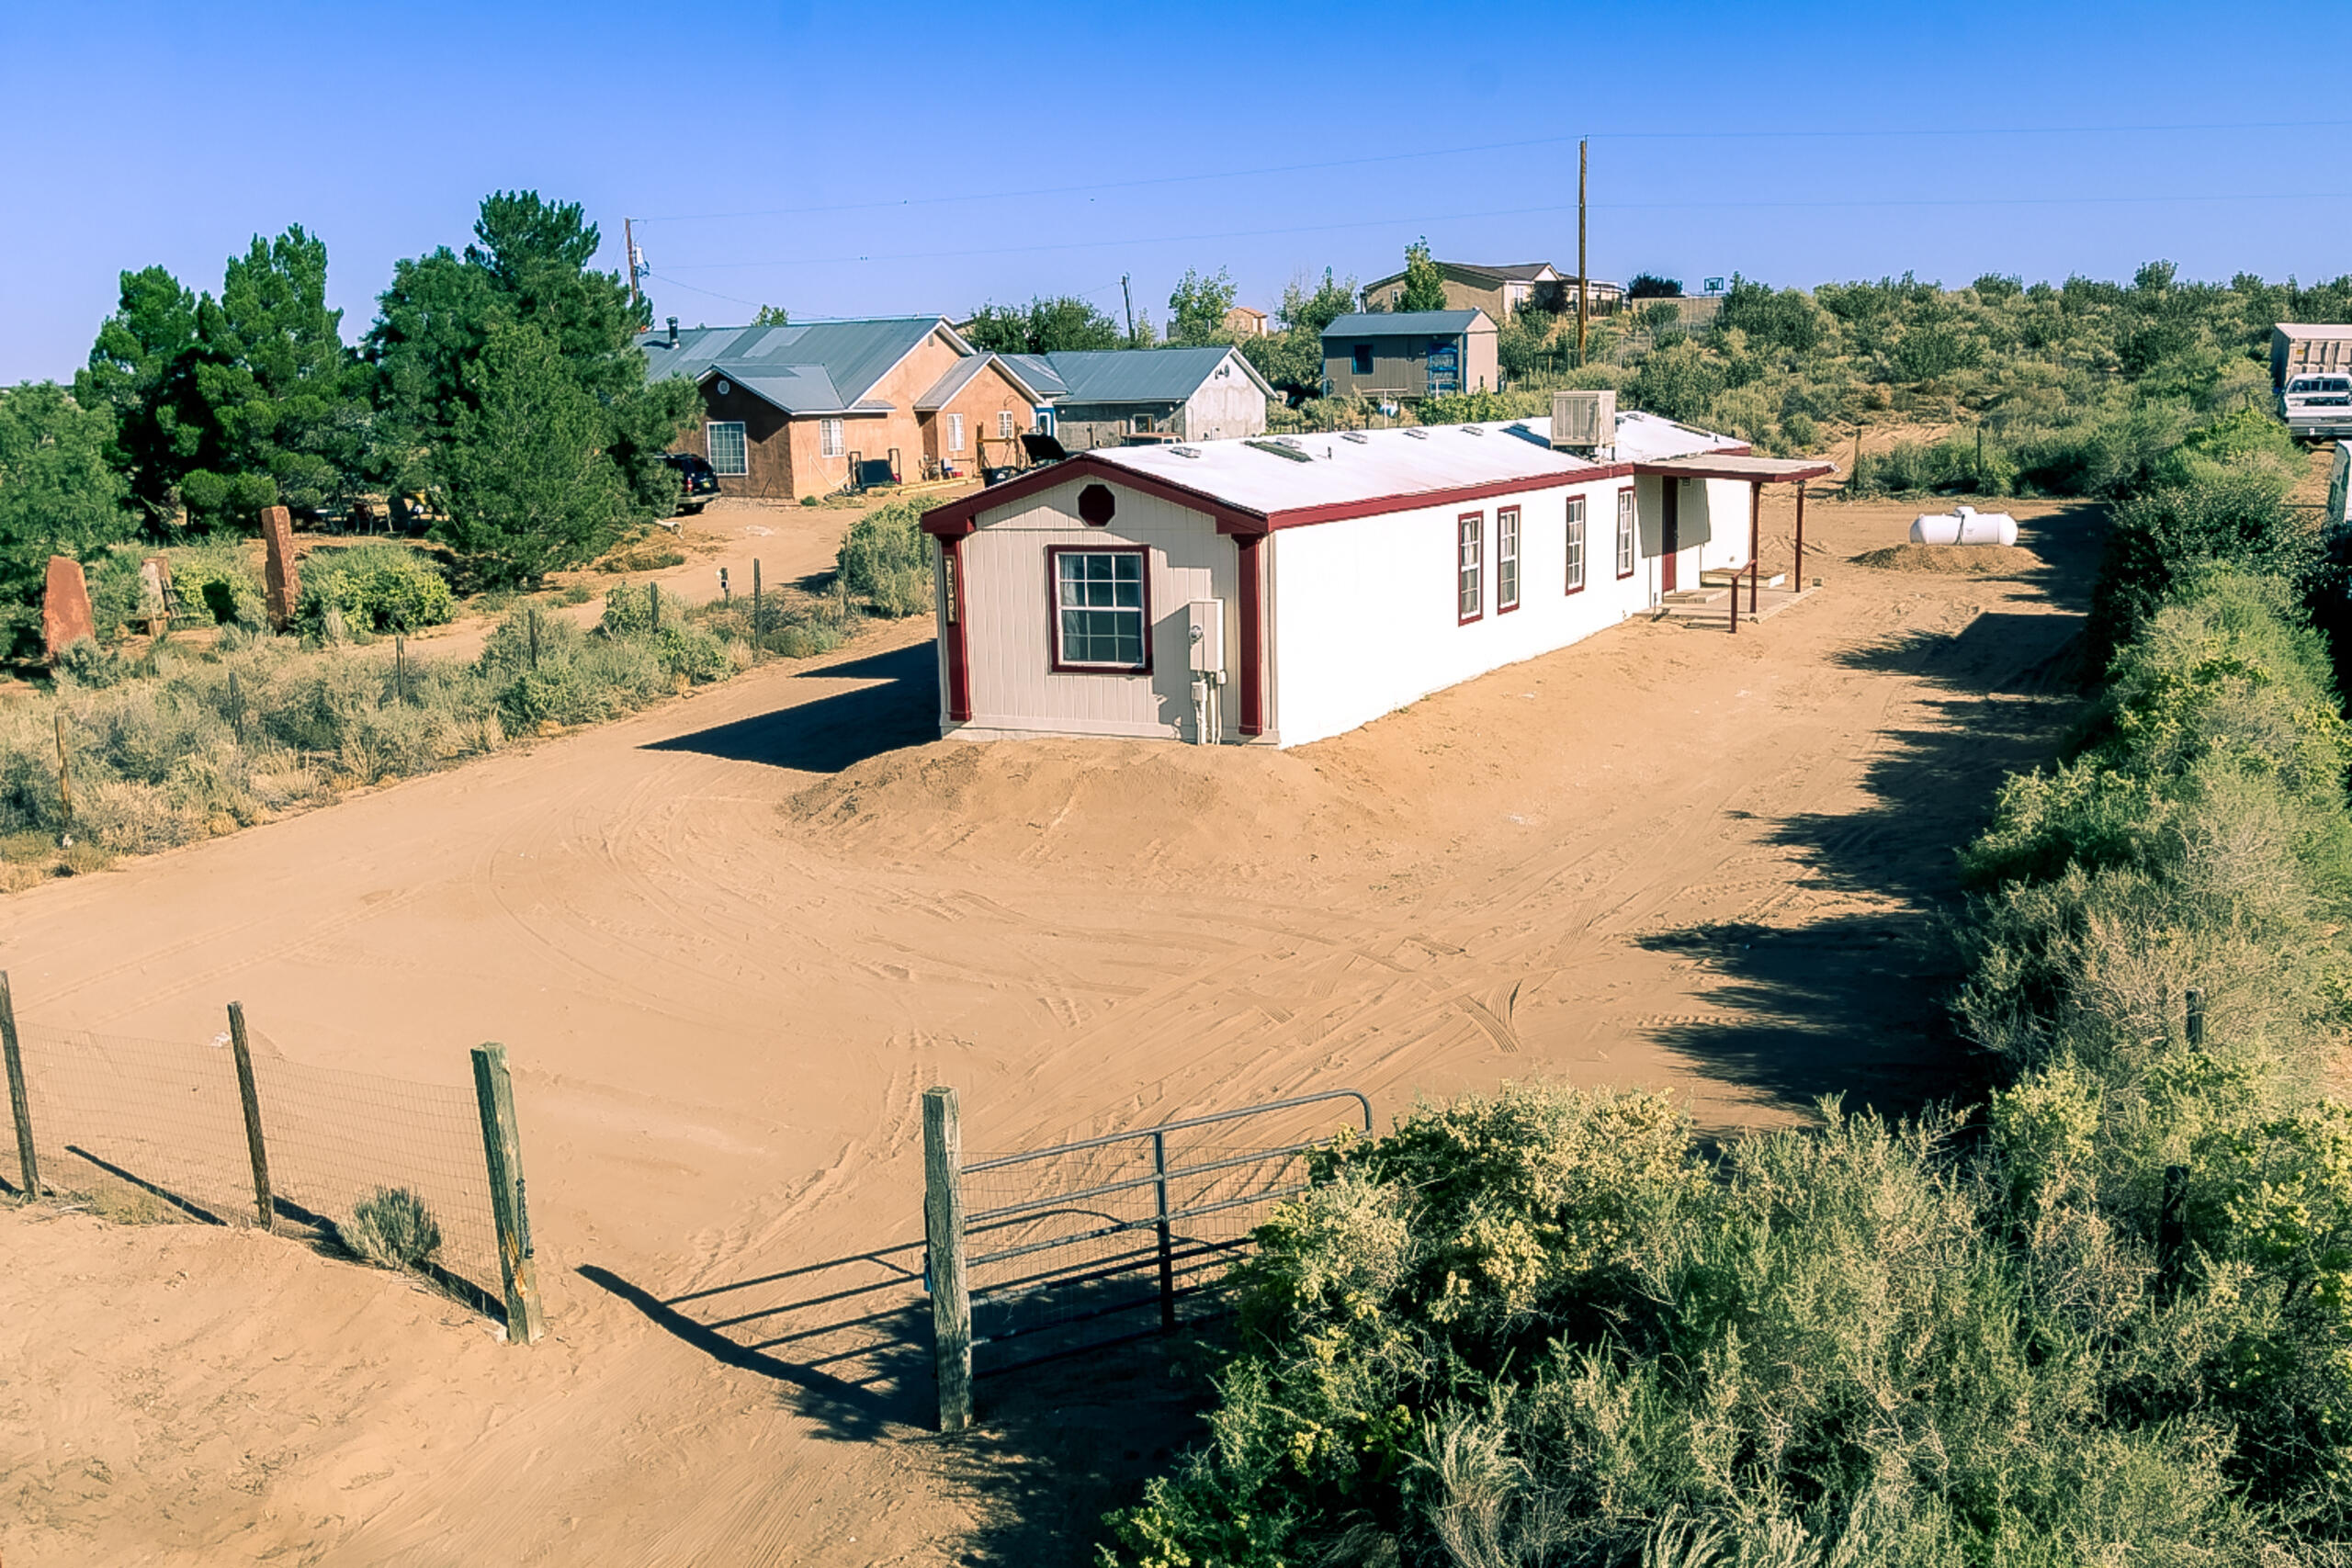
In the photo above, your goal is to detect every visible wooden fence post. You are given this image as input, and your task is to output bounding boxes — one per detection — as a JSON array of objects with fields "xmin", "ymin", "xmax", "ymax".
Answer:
[
  {"xmin": 752, "ymin": 559, "xmax": 763, "ymax": 664},
  {"xmin": 0, "ymin": 972, "xmax": 39, "ymax": 1198},
  {"xmin": 1152, "ymin": 1128, "xmax": 1176, "ymax": 1332},
  {"xmin": 470, "ymin": 1043, "xmax": 545, "ymax": 1344},
  {"xmin": 923, "ymin": 1086, "xmax": 972, "ymax": 1433},
  {"xmin": 225, "ymin": 1002, "xmax": 273, "ymax": 1230}
]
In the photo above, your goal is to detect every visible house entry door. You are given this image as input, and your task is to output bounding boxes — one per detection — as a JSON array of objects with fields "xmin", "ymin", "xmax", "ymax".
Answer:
[{"xmin": 1659, "ymin": 479, "xmax": 1679, "ymax": 592}]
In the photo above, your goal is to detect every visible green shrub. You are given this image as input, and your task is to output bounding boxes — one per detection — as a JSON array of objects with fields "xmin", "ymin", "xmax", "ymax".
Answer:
[
  {"xmin": 836, "ymin": 500, "xmax": 933, "ymax": 617},
  {"xmin": 296, "ymin": 543, "xmax": 456, "ymax": 635},
  {"xmin": 597, "ymin": 581, "xmax": 686, "ymax": 637},
  {"xmin": 653, "ymin": 623, "xmax": 730, "ymax": 682},
  {"xmin": 2085, "ymin": 469, "xmax": 2308, "ymax": 671},
  {"xmin": 167, "ymin": 544, "xmax": 265, "ymax": 626},
  {"xmin": 344, "ymin": 1187, "xmax": 442, "ymax": 1270}
]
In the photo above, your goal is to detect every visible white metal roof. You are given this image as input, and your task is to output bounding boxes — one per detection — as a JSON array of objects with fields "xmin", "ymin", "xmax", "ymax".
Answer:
[
  {"xmin": 2275, "ymin": 322, "xmax": 2352, "ymax": 340},
  {"xmin": 1083, "ymin": 412, "xmax": 1740, "ymax": 515}
]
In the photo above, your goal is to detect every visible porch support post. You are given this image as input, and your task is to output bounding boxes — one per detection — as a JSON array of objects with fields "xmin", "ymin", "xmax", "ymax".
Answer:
[
  {"xmin": 1794, "ymin": 481, "xmax": 1807, "ymax": 589},
  {"xmin": 1748, "ymin": 479, "xmax": 1763, "ymax": 616}
]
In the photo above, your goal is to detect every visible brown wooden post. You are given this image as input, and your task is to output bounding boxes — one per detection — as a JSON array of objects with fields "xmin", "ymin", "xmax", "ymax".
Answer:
[
  {"xmin": 1152, "ymin": 1129, "xmax": 1177, "ymax": 1332},
  {"xmin": 0, "ymin": 972, "xmax": 40, "ymax": 1198},
  {"xmin": 752, "ymin": 558, "xmax": 763, "ymax": 663},
  {"xmin": 470, "ymin": 1043, "xmax": 546, "ymax": 1344},
  {"xmin": 923, "ymin": 1086, "xmax": 973, "ymax": 1433},
  {"xmin": 53, "ymin": 711, "xmax": 72, "ymax": 822},
  {"xmin": 225, "ymin": 1002, "xmax": 273, "ymax": 1230},
  {"xmin": 1794, "ymin": 481, "xmax": 1808, "ymax": 588},
  {"xmin": 1748, "ymin": 479, "xmax": 1763, "ymax": 616}
]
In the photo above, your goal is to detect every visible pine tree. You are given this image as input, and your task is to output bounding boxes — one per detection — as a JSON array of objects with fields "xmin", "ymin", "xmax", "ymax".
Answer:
[
  {"xmin": 435, "ymin": 324, "xmax": 628, "ymax": 586},
  {"xmin": 75, "ymin": 265, "xmax": 202, "ymax": 530}
]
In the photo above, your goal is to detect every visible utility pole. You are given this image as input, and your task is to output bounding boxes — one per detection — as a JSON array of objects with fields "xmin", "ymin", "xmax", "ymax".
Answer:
[
  {"xmin": 624, "ymin": 217, "xmax": 641, "ymax": 310},
  {"xmin": 1577, "ymin": 139, "xmax": 1589, "ymax": 367},
  {"xmin": 1121, "ymin": 273, "xmax": 1137, "ymax": 344}
]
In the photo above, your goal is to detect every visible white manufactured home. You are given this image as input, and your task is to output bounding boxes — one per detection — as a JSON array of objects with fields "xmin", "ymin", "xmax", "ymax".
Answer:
[{"xmin": 921, "ymin": 412, "xmax": 1831, "ymax": 748}]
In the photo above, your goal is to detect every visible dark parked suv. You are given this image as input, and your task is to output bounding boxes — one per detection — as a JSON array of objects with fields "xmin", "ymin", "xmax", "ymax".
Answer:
[{"xmin": 663, "ymin": 452, "xmax": 721, "ymax": 515}]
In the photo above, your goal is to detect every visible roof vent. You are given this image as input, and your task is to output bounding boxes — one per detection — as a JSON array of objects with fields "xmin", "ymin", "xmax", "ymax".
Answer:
[
  {"xmin": 1170, "ymin": 445, "xmax": 1202, "ymax": 458},
  {"xmin": 1404, "ymin": 427, "xmax": 1429, "ymax": 440},
  {"xmin": 1462, "ymin": 423, "xmax": 1485, "ymax": 435},
  {"xmin": 1243, "ymin": 438, "xmax": 1315, "ymax": 464},
  {"xmin": 1340, "ymin": 431, "xmax": 1369, "ymax": 444},
  {"xmin": 666, "ymin": 316, "xmax": 679, "ymax": 348}
]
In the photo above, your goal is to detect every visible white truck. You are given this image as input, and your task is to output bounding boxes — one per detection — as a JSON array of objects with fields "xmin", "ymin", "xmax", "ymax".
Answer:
[{"xmin": 2270, "ymin": 324, "xmax": 2352, "ymax": 441}]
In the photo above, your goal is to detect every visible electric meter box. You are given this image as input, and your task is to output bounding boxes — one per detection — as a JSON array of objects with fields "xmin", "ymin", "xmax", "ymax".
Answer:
[{"xmin": 1187, "ymin": 599, "xmax": 1226, "ymax": 676}]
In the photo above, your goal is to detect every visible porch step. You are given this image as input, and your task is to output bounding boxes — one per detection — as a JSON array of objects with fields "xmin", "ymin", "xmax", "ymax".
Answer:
[
  {"xmin": 1661, "ymin": 587, "xmax": 1728, "ymax": 605},
  {"xmin": 1700, "ymin": 569, "xmax": 1786, "ymax": 588}
]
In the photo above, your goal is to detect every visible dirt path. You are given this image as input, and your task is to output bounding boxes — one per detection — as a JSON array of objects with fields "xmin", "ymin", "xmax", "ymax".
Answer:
[{"xmin": 0, "ymin": 493, "xmax": 2101, "ymax": 1566}]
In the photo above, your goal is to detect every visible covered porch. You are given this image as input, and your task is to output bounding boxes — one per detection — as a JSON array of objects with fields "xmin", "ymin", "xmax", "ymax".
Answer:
[{"xmin": 1637, "ymin": 453, "xmax": 1838, "ymax": 634}]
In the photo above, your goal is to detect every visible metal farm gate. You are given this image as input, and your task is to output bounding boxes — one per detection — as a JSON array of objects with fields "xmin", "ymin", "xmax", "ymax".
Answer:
[{"xmin": 920, "ymin": 1087, "xmax": 1372, "ymax": 1431}]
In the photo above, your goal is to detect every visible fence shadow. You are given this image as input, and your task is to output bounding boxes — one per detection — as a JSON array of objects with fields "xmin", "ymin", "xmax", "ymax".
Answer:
[{"xmin": 642, "ymin": 638, "xmax": 937, "ymax": 773}]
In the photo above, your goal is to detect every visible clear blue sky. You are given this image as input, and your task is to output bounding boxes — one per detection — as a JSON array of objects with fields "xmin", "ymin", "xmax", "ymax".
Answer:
[{"xmin": 5, "ymin": 0, "xmax": 2345, "ymax": 384}]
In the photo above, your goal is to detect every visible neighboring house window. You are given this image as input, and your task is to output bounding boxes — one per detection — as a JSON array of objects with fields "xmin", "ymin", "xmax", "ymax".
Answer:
[
  {"xmin": 706, "ymin": 422, "xmax": 748, "ymax": 477},
  {"xmin": 820, "ymin": 418, "xmax": 844, "ymax": 458},
  {"xmin": 1565, "ymin": 496, "xmax": 1588, "ymax": 592},
  {"xmin": 947, "ymin": 412, "xmax": 966, "ymax": 453},
  {"xmin": 998, "ymin": 410, "xmax": 1016, "ymax": 439},
  {"xmin": 1132, "ymin": 413, "xmax": 1156, "ymax": 434},
  {"xmin": 1457, "ymin": 513, "xmax": 1483, "ymax": 624},
  {"xmin": 1497, "ymin": 506, "xmax": 1521, "ymax": 612},
  {"xmin": 1052, "ymin": 547, "xmax": 1148, "ymax": 671},
  {"xmin": 1615, "ymin": 488, "xmax": 1636, "ymax": 578},
  {"xmin": 1351, "ymin": 344, "xmax": 1374, "ymax": 376}
]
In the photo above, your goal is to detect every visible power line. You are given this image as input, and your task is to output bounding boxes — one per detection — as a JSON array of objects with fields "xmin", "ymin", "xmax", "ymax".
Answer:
[
  {"xmin": 654, "ymin": 187, "xmax": 2352, "ymax": 274},
  {"xmin": 636, "ymin": 118, "xmax": 2352, "ymax": 227}
]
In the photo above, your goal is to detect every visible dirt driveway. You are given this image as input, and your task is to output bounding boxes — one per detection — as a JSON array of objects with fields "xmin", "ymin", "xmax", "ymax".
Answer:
[{"xmin": 0, "ymin": 491, "xmax": 2099, "ymax": 1566}]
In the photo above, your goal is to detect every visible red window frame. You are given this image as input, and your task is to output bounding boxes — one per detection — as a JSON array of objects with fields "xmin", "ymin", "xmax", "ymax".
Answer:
[
  {"xmin": 1496, "ymin": 505, "xmax": 1521, "ymax": 614},
  {"xmin": 1046, "ymin": 544, "xmax": 1152, "ymax": 674},
  {"xmin": 1457, "ymin": 512, "xmax": 1484, "ymax": 624},
  {"xmin": 1614, "ymin": 487, "xmax": 1637, "ymax": 580},
  {"xmin": 1565, "ymin": 495, "xmax": 1588, "ymax": 594}
]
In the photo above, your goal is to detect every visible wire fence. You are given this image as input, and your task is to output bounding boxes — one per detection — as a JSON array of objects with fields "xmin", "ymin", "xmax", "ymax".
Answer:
[
  {"xmin": 955, "ymin": 1090, "xmax": 1373, "ymax": 1374},
  {"xmin": 6, "ymin": 1016, "xmax": 505, "ymax": 1314}
]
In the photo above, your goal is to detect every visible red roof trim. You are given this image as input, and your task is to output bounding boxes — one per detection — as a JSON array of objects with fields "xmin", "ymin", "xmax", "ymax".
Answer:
[{"xmin": 921, "ymin": 454, "xmax": 1268, "ymax": 538}]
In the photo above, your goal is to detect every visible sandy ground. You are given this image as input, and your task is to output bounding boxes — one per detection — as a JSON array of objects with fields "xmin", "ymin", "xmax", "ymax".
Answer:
[{"xmin": 0, "ymin": 489, "xmax": 2101, "ymax": 1565}]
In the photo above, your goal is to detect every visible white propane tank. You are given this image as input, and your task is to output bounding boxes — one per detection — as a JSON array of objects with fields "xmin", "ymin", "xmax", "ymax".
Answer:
[{"xmin": 1908, "ymin": 504, "xmax": 2018, "ymax": 547}]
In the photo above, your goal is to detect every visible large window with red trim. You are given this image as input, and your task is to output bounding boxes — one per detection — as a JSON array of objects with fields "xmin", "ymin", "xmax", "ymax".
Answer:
[
  {"xmin": 1457, "ymin": 513, "xmax": 1484, "ymax": 623},
  {"xmin": 1614, "ymin": 488, "xmax": 1636, "ymax": 578},
  {"xmin": 1496, "ymin": 506, "xmax": 1521, "ymax": 612},
  {"xmin": 1565, "ymin": 496, "xmax": 1588, "ymax": 592},
  {"xmin": 1050, "ymin": 547, "xmax": 1149, "ymax": 671}
]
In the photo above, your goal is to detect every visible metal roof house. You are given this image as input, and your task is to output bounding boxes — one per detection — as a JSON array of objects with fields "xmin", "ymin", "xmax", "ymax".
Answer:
[
  {"xmin": 639, "ymin": 316, "xmax": 1015, "ymax": 498},
  {"xmin": 1358, "ymin": 261, "xmax": 1623, "ymax": 320},
  {"xmin": 1320, "ymin": 310, "xmax": 1499, "ymax": 401},
  {"xmin": 1000, "ymin": 345, "xmax": 1273, "ymax": 450},
  {"xmin": 921, "ymin": 413, "xmax": 1832, "ymax": 748},
  {"xmin": 642, "ymin": 319, "xmax": 1274, "ymax": 494}
]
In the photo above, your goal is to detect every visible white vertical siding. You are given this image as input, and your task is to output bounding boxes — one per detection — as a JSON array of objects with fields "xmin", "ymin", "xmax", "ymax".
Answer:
[
  {"xmin": 1268, "ymin": 479, "xmax": 1650, "ymax": 748},
  {"xmin": 950, "ymin": 479, "xmax": 1239, "ymax": 741}
]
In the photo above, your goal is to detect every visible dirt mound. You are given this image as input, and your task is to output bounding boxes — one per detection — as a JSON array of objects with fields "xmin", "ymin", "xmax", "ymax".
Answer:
[
  {"xmin": 1851, "ymin": 542, "xmax": 2039, "ymax": 575},
  {"xmin": 782, "ymin": 738, "xmax": 1401, "ymax": 880}
]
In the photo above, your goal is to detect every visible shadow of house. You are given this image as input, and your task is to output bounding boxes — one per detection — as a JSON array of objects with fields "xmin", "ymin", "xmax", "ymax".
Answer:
[{"xmin": 644, "ymin": 640, "xmax": 938, "ymax": 774}]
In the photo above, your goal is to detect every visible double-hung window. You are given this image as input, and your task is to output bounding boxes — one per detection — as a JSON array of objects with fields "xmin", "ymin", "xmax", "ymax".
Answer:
[
  {"xmin": 1565, "ymin": 496, "xmax": 1588, "ymax": 592},
  {"xmin": 998, "ymin": 410, "xmax": 1018, "ymax": 439},
  {"xmin": 946, "ymin": 412, "xmax": 966, "ymax": 453},
  {"xmin": 1457, "ymin": 513, "xmax": 1484, "ymax": 624},
  {"xmin": 820, "ymin": 418, "xmax": 845, "ymax": 458},
  {"xmin": 1614, "ymin": 488, "xmax": 1636, "ymax": 578},
  {"xmin": 1052, "ymin": 547, "xmax": 1148, "ymax": 671},
  {"xmin": 706, "ymin": 421, "xmax": 748, "ymax": 477},
  {"xmin": 1496, "ymin": 506, "xmax": 1521, "ymax": 612}
]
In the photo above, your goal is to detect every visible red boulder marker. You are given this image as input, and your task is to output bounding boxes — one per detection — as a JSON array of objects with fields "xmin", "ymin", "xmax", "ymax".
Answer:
[{"xmin": 41, "ymin": 556, "xmax": 96, "ymax": 658}]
